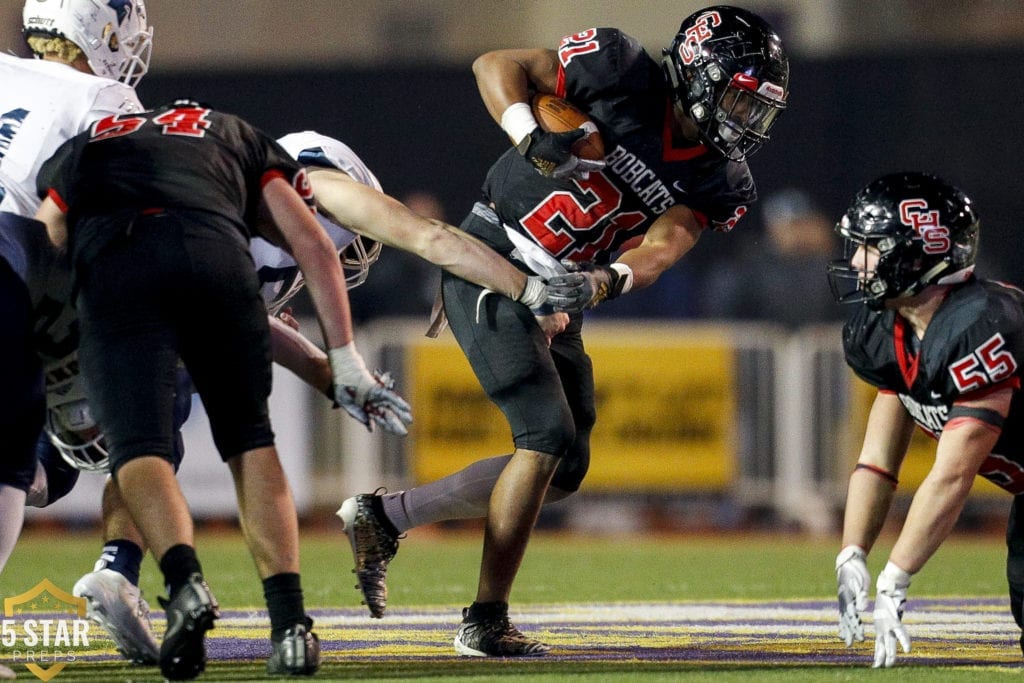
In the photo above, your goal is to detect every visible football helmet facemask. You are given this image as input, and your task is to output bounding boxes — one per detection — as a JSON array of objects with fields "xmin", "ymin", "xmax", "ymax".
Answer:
[
  {"xmin": 45, "ymin": 398, "xmax": 110, "ymax": 473},
  {"xmin": 828, "ymin": 172, "xmax": 980, "ymax": 308},
  {"xmin": 341, "ymin": 236, "xmax": 382, "ymax": 289},
  {"xmin": 662, "ymin": 5, "xmax": 789, "ymax": 161},
  {"xmin": 23, "ymin": 0, "xmax": 153, "ymax": 87}
]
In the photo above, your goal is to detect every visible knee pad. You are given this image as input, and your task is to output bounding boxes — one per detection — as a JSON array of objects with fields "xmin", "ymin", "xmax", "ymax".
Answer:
[
  {"xmin": 550, "ymin": 426, "xmax": 592, "ymax": 492},
  {"xmin": 517, "ymin": 405, "xmax": 575, "ymax": 459},
  {"xmin": 30, "ymin": 441, "xmax": 81, "ymax": 507}
]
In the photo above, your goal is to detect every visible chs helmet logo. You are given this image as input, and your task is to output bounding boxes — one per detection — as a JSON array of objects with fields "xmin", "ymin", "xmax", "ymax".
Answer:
[
  {"xmin": 2, "ymin": 579, "xmax": 91, "ymax": 681},
  {"xmin": 677, "ymin": 10, "xmax": 721, "ymax": 65},
  {"xmin": 899, "ymin": 199, "xmax": 951, "ymax": 255}
]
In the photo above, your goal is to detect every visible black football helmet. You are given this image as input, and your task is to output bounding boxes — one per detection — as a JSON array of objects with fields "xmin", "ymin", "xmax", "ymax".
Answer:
[
  {"xmin": 662, "ymin": 5, "xmax": 789, "ymax": 161},
  {"xmin": 828, "ymin": 172, "xmax": 980, "ymax": 308}
]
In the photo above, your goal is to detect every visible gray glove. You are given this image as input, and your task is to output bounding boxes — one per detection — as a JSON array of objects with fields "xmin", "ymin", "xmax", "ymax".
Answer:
[
  {"xmin": 835, "ymin": 545, "xmax": 869, "ymax": 646},
  {"xmin": 872, "ymin": 562, "xmax": 912, "ymax": 668},
  {"xmin": 547, "ymin": 261, "xmax": 623, "ymax": 313}
]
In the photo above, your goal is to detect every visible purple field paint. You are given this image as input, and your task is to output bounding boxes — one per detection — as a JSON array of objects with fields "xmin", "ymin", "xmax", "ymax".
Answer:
[{"xmin": 69, "ymin": 599, "xmax": 1023, "ymax": 668}]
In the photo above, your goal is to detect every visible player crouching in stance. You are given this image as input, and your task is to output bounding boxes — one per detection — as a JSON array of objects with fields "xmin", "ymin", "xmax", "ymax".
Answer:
[{"xmin": 830, "ymin": 172, "xmax": 1024, "ymax": 667}]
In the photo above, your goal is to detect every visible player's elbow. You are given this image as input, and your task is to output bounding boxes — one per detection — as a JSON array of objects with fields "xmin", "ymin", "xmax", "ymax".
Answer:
[{"xmin": 471, "ymin": 51, "xmax": 501, "ymax": 80}]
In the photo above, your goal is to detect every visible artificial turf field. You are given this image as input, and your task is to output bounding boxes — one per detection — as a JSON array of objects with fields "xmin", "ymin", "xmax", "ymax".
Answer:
[{"xmin": 1, "ymin": 526, "xmax": 1020, "ymax": 681}]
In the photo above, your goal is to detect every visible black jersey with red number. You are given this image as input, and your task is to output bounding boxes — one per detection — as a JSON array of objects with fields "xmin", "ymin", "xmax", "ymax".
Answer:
[
  {"xmin": 843, "ymin": 278, "xmax": 1024, "ymax": 493},
  {"xmin": 484, "ymin": 28, "xmax": 756, "ymax": 265},
  {"xmin": 37, "ymin": 104, "xmax": 309, "ymax": 246}
]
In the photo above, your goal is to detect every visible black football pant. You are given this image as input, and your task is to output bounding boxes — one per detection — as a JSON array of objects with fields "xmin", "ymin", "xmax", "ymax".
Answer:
[
  {"xmin": 1006, "ymin": 494, "xmax": 1024, "ymax": 654},
  {"xmin": 0, "ymin": 255, "xmax": 43, "ymax": 491},
  {"xmin": 75, "ymin": 209, "xmax": 274, "ymax": 473},
  {"xmin": 444, "ymin": 205, "xmax": 597, "ymax": 491}
]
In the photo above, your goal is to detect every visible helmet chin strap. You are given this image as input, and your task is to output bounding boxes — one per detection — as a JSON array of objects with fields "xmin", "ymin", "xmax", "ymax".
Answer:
[{"xmin": 896, "ymin": 261, "xmax": 949, "ymax": 298}]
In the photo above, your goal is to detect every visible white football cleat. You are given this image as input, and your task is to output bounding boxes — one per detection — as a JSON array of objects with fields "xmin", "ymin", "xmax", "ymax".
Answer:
[{"xmin": 73, "ymin": 568, "xmax": 159, "ymax": 665}]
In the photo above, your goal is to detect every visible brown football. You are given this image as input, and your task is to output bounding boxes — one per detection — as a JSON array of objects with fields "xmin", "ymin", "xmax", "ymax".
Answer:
[{"xmin": 530, "ymin": 93, "xmax": 605, "ymax": 162}]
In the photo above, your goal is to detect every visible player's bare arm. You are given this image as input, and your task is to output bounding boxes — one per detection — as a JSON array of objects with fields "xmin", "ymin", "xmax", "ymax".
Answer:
[
  {"xmin": 260, "ymin": 176, "xmax": 353, "ymax": 350},
  {"xmin": 547, "ymin": 205, "xmax": 703, "ymax": 313},
  {"xmin": 889, "ymin": 387, "xmax": 1012, "ymax": 573},
  {"xmin": 841, "ymin": 391, "xmax": 916, "ymax": 552},
  {"xmin": 472, "ymin": 48, "xmax": 561, "ymax": 125},
  {"xmin": 268, "ymin": 316, "xmax": 331, "ymax": 395},
  {"xmin": 615, "ymin": 204, "xmax": 704, "ymax": 291},
  {"xmin": 35, "ymin": 195, "xmax": 67, "ymax": 249},
  {"xmin": 307, "ymin": 168, "xmax": 532, "ymax": 303}
]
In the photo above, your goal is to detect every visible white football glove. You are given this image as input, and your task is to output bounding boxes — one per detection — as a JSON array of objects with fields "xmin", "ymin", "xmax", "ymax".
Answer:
[
  {"xmin": 328, "ymin": 343, "xmax": 413, "ymax": 436},
  {"xmin": 872, "ymin": 562, "xmax": 912, "ymax": 668},
  {"xmin": 836, "ymin": 545, "xmax": 870, "ymax": 647}
]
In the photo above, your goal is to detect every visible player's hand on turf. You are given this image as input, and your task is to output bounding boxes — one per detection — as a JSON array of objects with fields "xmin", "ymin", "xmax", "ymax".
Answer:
[
  {"xmin": 872, "ymin": 562, "xmax": 912, "ymax": 668},
  {"xmin": 328, "ymin": 343, "xmax": 413, "ymax": 435},
  {"xmin": 547, "ymin": 261, "xmax": 619, "ymax": 313},
  {"xmin": 835, "ymin": 545, "xmax": 869, "ymax": 646},
  {"xmin": 516, "ymin": 127, "xmax": 603, "ymax": 179}
]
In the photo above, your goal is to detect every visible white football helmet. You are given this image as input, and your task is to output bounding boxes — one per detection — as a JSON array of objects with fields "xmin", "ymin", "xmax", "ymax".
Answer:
[
  {"xmin": 341, "ymin": 236, "xmax": 382, "ymax": 289},
  {"xmin": 23, "ymin": 0, "xmax": 153, "ymax": 87},
  {"xmin": 45, "ymin": 398, "xmax": 110, "ymax": 473}
]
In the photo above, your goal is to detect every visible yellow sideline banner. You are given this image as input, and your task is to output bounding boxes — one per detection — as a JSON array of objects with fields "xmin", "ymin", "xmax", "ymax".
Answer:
[{"xmin": 406, "ymin": 325, "xmax": 736, "ymax": 492}]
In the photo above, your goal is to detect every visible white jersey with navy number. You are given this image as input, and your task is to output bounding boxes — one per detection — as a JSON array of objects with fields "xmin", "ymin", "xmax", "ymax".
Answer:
[
  {"xmin": 251, "ymin": 131, "xmax": 382, "ymax": 314},
  {"xmin": 0, "ymin": 52, "xmax": 142, "ymax": 216},
  {"xmin": 0, "ymin": 53, "xmax": 140, "ymax": 398}
]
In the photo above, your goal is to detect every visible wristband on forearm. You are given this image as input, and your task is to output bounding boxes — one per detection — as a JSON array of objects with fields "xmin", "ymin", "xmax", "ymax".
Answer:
[
  {"xmin": 500, "ymin": 102, "xmax": 538, "ymax": 146},
  {"xmin": 609, "ymin": 262, "xmax": 633, "ymax": 297},
  {"xmin": 517, "ymin": 275, "xmax": 547, "ymax": 309}
]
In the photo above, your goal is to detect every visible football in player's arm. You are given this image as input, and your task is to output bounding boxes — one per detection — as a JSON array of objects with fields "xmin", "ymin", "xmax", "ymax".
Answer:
[
  {"xmin": 829, "ymin": 171, "xmax": 1024, "ymax": 667},
  {"xmin": 335, "ymin": 6, "xmax": 790, "ymax": 657}
]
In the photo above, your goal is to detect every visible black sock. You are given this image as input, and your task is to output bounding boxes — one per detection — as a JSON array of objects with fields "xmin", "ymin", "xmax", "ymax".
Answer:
[
  {"xmin": 159, "ymin": 544, "xmax": 202, "ymax": 598},
  {"xmin": 97, "ymin": 539, "xmax": 143, "ymax": 586},
  {"xmin": 263, "ymin": 573, "xmax": 309, "ymax": 641},
  {"xmin": 466, "ymin": 601, "xmax": 508, "ymax": 622}
]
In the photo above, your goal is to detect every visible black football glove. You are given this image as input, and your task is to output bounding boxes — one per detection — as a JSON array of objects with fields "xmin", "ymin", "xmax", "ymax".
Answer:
[{"xmin": 515, "ymin": 127, "xmax": 587, "ymax": 178}]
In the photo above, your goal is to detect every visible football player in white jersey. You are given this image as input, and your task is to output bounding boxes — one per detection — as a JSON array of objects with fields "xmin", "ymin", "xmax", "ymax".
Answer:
[{"xmin": 0, "ymin": 0, "xmax": 152, "ymax": 676}]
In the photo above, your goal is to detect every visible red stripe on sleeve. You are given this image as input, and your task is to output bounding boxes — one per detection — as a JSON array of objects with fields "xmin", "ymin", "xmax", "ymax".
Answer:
[
  {"xmin": 555, "ymin": 65, "xmax": 566, "ymax": 98},
  {"xmin": 47, "ymin": 188, "xmax": 68, "ymax": 213},
  {"xmin": 945, "ymin": 416, "xmax": 1002, "ymax": 434},
  {"xmin": 960, "ymin": 377, "xmax": 1022, "ymax": 401},
  {"xmin": 260, "ymin": 169, "xmax": 287, "ymax": 188}
]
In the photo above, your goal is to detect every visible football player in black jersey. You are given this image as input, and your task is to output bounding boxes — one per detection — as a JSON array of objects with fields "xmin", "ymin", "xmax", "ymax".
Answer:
[
  {"xmin": 34, "ymin": 102, "xmax": 413, "ymax": 679},
  {"xmin": 829, "ymin": 172, "xmax": 1024, "ymax": 667},
  {"xmin": 338, "ymin": 5, "xmax": 790, "ymax": 656}
]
